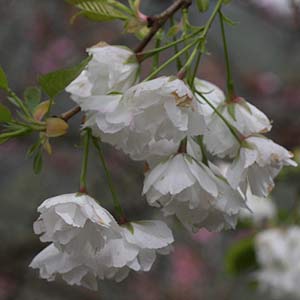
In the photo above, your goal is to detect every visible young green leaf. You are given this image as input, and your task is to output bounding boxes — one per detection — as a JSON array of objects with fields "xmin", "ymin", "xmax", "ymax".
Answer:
[
  {"xmin": 196, "ymin": 0, "xmax": 210, "ymax": 12},
  {"xmin": 66, "ymin": 0, "xmax": 128, "ymax": 22},
  {"xmin": 0, "ymin": 103, "xmax": 12, "ymax": 122},
  {"xmin": 220, "ymin": 11, "xmax": 237, "ymax": 26},
  {"xmin": 38, "ymin": 56, "xmax": 91, "ymax": 98},
  {"xmin": 0, "ymin": 66, "xmax": 9, "ymax": 91},
  {"xmin": 227, "ymin": 103, "xmax": 237, "ymax": 121},
  {"xmin": 27, "ymin": 139, "xmax": 42, "ymax": 158},
  {"xmin": 33, "ymin": 151, "xmax": 43, "ymax": 174},
  {"xmin": 24, "ymin": 86, "xmax": 41, "ymax": 112},
  {"xmin": 167, "ymin": 23, "xmax": 181, "ymax": 38}
]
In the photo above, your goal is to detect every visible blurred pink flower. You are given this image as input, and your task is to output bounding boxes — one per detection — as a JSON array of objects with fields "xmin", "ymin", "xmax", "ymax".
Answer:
[
  {"xmin": 244, "ymin": 72, "xmax": 281, "ymax": 96},
  {"xmin": 34, "ymin": 37, "xmax": 76, "ymax": 74},
  {"xmin": 129, "ymin": 274, "xmax": 160, "ymax": 300},
  {"xmin": 192, "ymin": 229, "xmax": 219, "ymax": 244},
  {"xmin": 282, "ymin": 87, "xmax": 300, "ymax": 107},
  {"xmin": 171, "ymin": 245, "xmax": 205, "ymax": 290},
  {"xmin": 0, "ymin": 274, "xmax": 16, "ymax": 300}
]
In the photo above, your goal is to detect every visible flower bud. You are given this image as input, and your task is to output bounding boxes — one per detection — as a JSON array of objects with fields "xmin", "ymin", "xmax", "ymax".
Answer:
[
  {"xmin": 196, "ymin": 0, "xmax": 210, "ymax": 12},
  {"xmin": 46, "ymin": 117, "xmax": 68, "ymax": 137},
  {"xmin": 33, "ymin": 100, "xmax": 51, "ymax": 121}
]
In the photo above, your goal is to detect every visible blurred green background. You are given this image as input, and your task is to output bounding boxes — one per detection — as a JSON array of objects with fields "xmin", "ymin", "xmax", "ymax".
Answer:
[{"xmin": 0, "ymin": 0, "xmax": 300, "ymax": 299}]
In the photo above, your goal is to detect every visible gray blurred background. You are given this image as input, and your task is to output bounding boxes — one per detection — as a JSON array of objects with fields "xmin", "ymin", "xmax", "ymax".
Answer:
[{"xmin": 0, "ymin": 0, "xmax": 300, "ymax": 299}]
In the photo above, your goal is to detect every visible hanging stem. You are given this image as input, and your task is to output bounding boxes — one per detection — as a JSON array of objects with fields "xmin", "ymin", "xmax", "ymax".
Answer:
[
  {"xmin": 195, "ymin": 90, "xmax": 242, "ymax": 143},
  {"xmin": 218, "ymin": 10, "xmax": 235, "ymax": 100},
  {"xmin": 178, "ymin": 0, "xmax": 224, "ymax": 81},
  {"xmin": 197, "ymin": 136, "xmax": 209, "ymax": 165},
  {"xmin": 170, "ymin": 16, "xmax": 183, "ymax": 70},
  {"xmin": 92, "ymin": 137, "xmax": 126, "ymax": 222},
  {"xmin": 151, "ymin": 32, "xmax": 162, "ymax": 72},
  {"xmin": 189, "ymin": 45, "xmax": 203, "ymax": 87},
  {"xmin": 145, "ymin": 39, "xmax": 198, "ymax": 81},
  {"xmin": 79, "ymin": 129, "xmax": 91, "ymax": 193},
  {"xmin": 178, "ymin": 40, "xmax": 202, "ymax": 79},
  {"xmin": 136, "ymin": 27, "xmax": 204, "ymax": 62}
]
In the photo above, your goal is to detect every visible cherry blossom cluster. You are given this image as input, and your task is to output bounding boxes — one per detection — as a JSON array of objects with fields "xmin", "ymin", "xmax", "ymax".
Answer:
[
  {"xmin": 66, "ymin": 43, "xmax": 296, "ymax": 232},
  {"xmin": 30, "ymin": 42, "xmax": 296, "ymax": 289}
]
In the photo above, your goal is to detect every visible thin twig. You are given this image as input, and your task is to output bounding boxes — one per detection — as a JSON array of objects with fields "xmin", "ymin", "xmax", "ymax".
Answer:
[
  {"xmin": 60, "ymin": 106, "xmax": 81, "ymax": 122},
  {"xmin": 134, "ymin": 0, "xmax": 192, "ymax": 55}
]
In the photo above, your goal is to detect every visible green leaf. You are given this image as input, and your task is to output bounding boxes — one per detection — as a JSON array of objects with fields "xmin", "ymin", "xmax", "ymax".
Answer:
[
  {"xmin": 220, "ymin": 11, "xmax": 237, "ymax": 26},
  {"xmin": 227, "ymin": 103, "xmax": 237, "ymax": 121},
  {"xmin": 0, "ymin": 103, "xmax": 12, "ymax": 122},
  {"xmin": 225, "ymin": 237, "xmax": 258, "ymax": 276},
  {"xmin": 66, "ymin": 0, "xmax": 128, "ymax": 22},
  {"xmin": 24, "ymin": 86, "xmax": 41, "ymax": 112},
  {"xmin": 27, "ymin": 139, "xmax": 42, "ymax": 158},
  {"xmin": 38, "ymin": 56, "xmax": 91, "ymax": 98},
  {"xmin": 128, "ymin": 0, "xmax": 137, "ymax": 11},
  {"xmin": 167, "ymin": 23, "xmax": 181, "ymax": 38},
  {"xmin": 33, "ymin": 151, "xmax": 43, "ymax": 174},
  {"xmin": 123, "ymin": 222, "xmax": 134, "ymax": 234},
  {"xmin": 0, "ymin": 66, "xmax": 9, "ymax": 91},
  {"xmin": 196, "ymin": 0, "xmax": 210, "ymax": 12},
  {"xmin": 239, "ymin": 98, "xmax": 252, "ymax": 114}
]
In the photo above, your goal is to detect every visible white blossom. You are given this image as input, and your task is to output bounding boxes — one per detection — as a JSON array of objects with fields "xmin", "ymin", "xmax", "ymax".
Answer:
[
  {"xmin": 33, "ymin": 193, "xmax": 121, "ymax": 255},
  {"xmin": 239, "ymin": 188, "xmax": 277, "ymax": 224},
  {"xmin": 96, "ymin": 221, "xmax": 174, "ymax": 281},
  {"xmin": 194, "ymin": 79, "xmax": 271, "ymax": 158},
  {"xmin": 227, "ymin": 136, "xmax": 297, "ymax": 197},
  {"xmin": 30, "ymin": 243, "xmax": 99, "ymax": 290},
  {"xmin": 66, "ymin": 42, "xmax": 139, "ymax": 102},
  {"xmin": 30, "ymin": 220, "xmax": 174, "ymax": 289},
  {"xmin": 84, "ymin": 76, "xmax": 206, "ymax": 161},
  {"xmin": 143, "ymin": 153, "xmax": 247, "ymax": 232},
  {"xmin": 255, "ymin": 227, "xmax": 300, "ymax": 298},
  {"xmin": 194, "ymin": 78, "xmax": 226, "ymax": 122}
]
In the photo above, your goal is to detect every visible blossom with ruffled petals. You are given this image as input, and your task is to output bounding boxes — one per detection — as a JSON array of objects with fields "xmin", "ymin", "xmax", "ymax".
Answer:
[
  {"xmin": 30, "ymin": 243, "xmax": 99, "ymax": 290},
  {"xmin": 30, "ymin": 219, "xmax": 174, "ymax": 289},
  {"xmin": 96, "ymin": 221, "xmax": 174, "ymax": 281},
  {"xmin": 143, "ymin": 153, "xmax": 247, "ymax": 232},
  {"xmin": 194, "ymin": 78, "xmax": 271, "ymax": 158},
  {"xmin": 33, "ymin": 193, "xmax": 121, "ymax": 255},
  {"xmin": 227, "ymin": 136, "xmax": 297, "ymax": 196},
  {"xmin": 84, "ymin": 76, "xmax": 205, "ymax": 161},
  {"xmin": 66, "ymin": 42, "xmax": 139, "ymax": 102}
]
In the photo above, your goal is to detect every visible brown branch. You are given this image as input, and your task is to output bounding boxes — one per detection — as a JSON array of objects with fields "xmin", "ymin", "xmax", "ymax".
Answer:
[
  {"xmin": 134, "ymin": 0, "xmax": 192, "ymax": 55},
  {"xmin": 60, "ymin": 106, "xmax": 81, "ymax": 122}
]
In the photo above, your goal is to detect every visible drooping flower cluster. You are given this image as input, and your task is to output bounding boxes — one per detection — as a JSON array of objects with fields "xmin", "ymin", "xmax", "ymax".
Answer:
[
  {"xmin": 255, "ymin": 227, "xmax": 300, "ymax": 298},
  {"xmin": 65, "ymin": 43, "xmax": 296, "ymax": 234},
  {"xmin": 30, "ymin": 42, "xmax": 297, "ymax": 290},
  {"xmin": 30, "ymin": 193, "xmax": 174, "ymax": 290}
]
